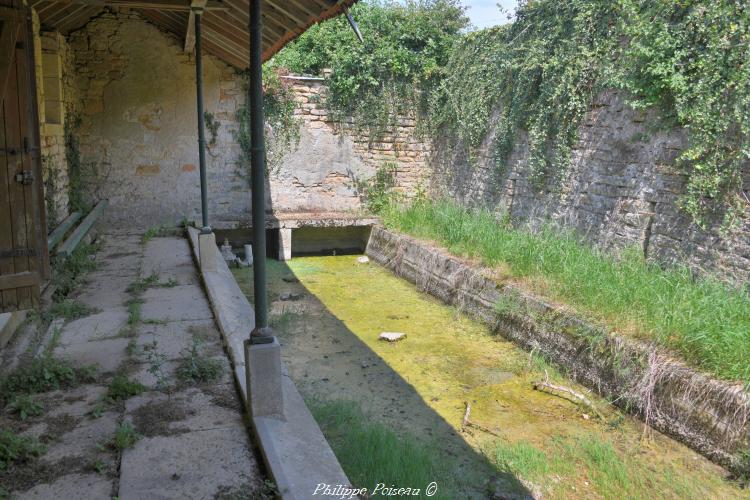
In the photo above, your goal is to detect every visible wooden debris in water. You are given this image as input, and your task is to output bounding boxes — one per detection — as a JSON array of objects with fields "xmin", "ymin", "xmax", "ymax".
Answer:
[
  {"xmin": 533, "ymin": 371, "xmax": 604, "ymax": 421},
  {"xmin": 461, "ymin": 401, "xmax": 503, "ymax": 438}
]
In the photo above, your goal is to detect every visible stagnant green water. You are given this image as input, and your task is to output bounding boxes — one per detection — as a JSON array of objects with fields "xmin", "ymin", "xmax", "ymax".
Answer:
[{"xmin": 233, "ymin": 256, "xmax": 744, "ymax": 499}]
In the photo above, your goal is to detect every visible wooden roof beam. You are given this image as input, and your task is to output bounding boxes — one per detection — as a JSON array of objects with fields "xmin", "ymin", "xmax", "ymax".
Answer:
[
  {"xmin": 66, "ymin": 0, "xmax": 227, "ymax": 12},
  {"xmin": 184, "ymin": 0, "xmax": 206, "ymax": 53}
]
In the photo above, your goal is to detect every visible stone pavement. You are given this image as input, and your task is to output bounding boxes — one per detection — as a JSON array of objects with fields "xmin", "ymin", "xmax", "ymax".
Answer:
[{"xmin": 1, "ymin": 233, "xmax": 266, "ymax": 499}]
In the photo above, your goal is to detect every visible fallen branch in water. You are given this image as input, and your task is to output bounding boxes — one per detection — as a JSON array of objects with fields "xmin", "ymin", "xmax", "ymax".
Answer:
[
  {"xmin": 462, "ymin": 401, "xmax": 471, "ymax": 428},
  {"xmin": 533, "ymin": 371, "xmax": 605, "ymax": 421},
  {"xmin": 462, "ymin": 401, "xmax": 503, "ymax": 438}
]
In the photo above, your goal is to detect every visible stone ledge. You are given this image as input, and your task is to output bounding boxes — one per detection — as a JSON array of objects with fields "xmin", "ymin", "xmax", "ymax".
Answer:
[
  {"xmin": 366, "ymin": 225, "xmax": 750, "ymax": 475},
  {"xmin": 187, "ymin": 227, "xmax": 351, "ymax": 499}
]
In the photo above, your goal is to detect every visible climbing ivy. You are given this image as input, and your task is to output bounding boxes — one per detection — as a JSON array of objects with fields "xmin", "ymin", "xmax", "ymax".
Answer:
[
  {"xmin": 432, "ymin": 0, "xmax": 750, "ymax": 228},
  {"xmin": 271, "ymin": 0, "xmax": 467, "ymax": 137},
  {"xmin": 237, "ymin": 66, "xmax": 300, "ymax": 176},
  {"xmin": 619, "ymin": 0, "xmax": 750, "ymax": 229}
]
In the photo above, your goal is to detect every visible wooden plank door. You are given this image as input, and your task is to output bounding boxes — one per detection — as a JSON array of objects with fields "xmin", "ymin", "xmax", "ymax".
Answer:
[{"xmin": 0, "ymin": 0, "xmax": 47, "ymax": 313}]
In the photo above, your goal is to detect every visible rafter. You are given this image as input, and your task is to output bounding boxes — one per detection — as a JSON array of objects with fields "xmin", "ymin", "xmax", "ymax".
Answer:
[{"xmin": 184, "ymin": 0, "xmax": 206, "ymax": 53}]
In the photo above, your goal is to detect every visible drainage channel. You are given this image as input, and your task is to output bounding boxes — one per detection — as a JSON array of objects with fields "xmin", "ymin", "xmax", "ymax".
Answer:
[{"xmin": 232, "ymin": 256, "xmax": 743, "ymax": 499}]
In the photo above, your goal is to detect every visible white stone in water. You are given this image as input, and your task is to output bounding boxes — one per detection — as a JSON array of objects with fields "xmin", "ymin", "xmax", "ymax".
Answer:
[
  {"xmin": 379, "ymin": 332, "xmax": 406, "ymax": 342},
  {"xmin": 356, "ymin": 256, "xmax": 370, "ymax": 264}
]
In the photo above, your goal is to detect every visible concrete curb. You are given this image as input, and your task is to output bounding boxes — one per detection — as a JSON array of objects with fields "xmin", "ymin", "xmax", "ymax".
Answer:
[{"xmin": 187, "ymin": 227, "xmax": 351, "ymax": 499}]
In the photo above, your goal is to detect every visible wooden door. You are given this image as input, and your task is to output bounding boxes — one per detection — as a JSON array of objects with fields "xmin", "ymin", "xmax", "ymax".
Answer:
[{"xmin": 0, "ymin": 0, "xmax": 48, "ymax": 313}]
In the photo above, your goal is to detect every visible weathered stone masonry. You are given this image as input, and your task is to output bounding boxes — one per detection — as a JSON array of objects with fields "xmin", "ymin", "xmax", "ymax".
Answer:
[
  {"xmin": 32, "ymin": 9, "xmax": 430, "ymax": 231},
  {"xmin": 431, "ymin": 90, "xmax": 750, "ymax": 284},
  {"xmin": 265, "ymin": 76, "xmax": 430, "ymax": 217}
]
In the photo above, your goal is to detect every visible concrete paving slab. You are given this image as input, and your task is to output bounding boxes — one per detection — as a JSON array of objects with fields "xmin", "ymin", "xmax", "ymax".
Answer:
[
  {"xmin": 134, "ymin": 319, "xmax": 222, "ymax": 361},
  {"xmin": 142, "ymin": 237, "xmax": 193, "ymax": 271},
  {"xmin": 140, "ymin": 285, "xmax": 213, "ymax": 322},
  {"xmin": 54, "ymin": 337, "xmax": 130, "ymax": 373},
  {"xmin": 70, "ymin": 273, "xmax": 133, "ymax": 309},
  {"xmin": 129, "ymin": 360, "xmax": 181, "ymax": 389},
  {"xmin": 57, "ymin": 307, "xmax": 129, "ymax": 346},
  {"xmin": 12, "ymin": 473, "xmax": 113, "ymax": 500},
  {"xmin": 118, "ymin": 427, "xmax": 259, "ymax": 500},
  {"xmin": 124, "ymin": 386, "xmax": 244, "ymax": 435},
  {"xmin": 40, "ymin": 384, "xmax": 109, "ymax": 419},
  {"xmin": 43, "ymin": 411, "xmax": 119, "ymax": 462}
]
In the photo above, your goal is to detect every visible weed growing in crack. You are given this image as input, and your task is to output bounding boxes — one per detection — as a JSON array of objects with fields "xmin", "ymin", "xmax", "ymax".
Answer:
[
  {"xmin": 6, "ymin": 395, "xmax": 44, "ymax": 421},
  {"xmin": 145, "ymin": 341, "xmax": 169, "ymax": 391},
  {"xmin": 106, "ymin": 374, "xmax": 146, "ymax": 401},
  {"xmin": 40, "ymin": 299, "xmax": 98, "ymax": 322},
  {"xmin": 0, "ymin": 431, "xmax": 46, "ymax": 470},
  {"xmin": 176, "ymin": 336, "xmax": 222, "ymax": 385},
  {"xmin": 0, "ymin": 356, "xmax": 98, "ymax": 403},
  {"xmin": 112, "ymin": 422, "xmax": 140, "ymax": 450}
]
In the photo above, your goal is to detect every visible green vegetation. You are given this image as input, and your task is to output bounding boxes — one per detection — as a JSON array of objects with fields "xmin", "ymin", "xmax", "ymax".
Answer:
[
  {"xmin": 43, "ymin": 299, "xmax": 98, "ymax": 322},
  {"xmin": 106, "ymin": 374, "xmax": 146, "ymax": 401},
  {"xmin": 176, "ymin": 337, "xmax": 222, "ymax": 384},
  {"xmin": 310, "ymin": 400, "xmax": 467, "ymax": 499},
  {"xmin": 6, "ymin": 395, "xmax": 44, "ymax": 421},
  {"xmin": 0, "ymin": 431, "xmax": 45, "ymax": 470},
  {"xmin": 275, "ymin": 0, "xmax": 750, "ymax": 226},
  {"xmin": 432, "ymin": 0, "xmax": 750, "ymax": 226},
  {"xmin": 491, "ymin": 435, "xmax": 709, "ymax": 498},
  {"xmin": 356, "ymin": 162, "xmax": 398, "ymax": 214},
  {"xmin": 383, "ymin": 199, "xmax": 750, "ymax": 382},
  {"xmin": 272, "ymin": 0, "xmax": 467, "ymax": 135},
  {"xmin": 112, "ymin": 422, "xmax": 140, "ymax": 450},
  {"xmin": 237, "ymin": 68, "xmax": 301, "ymax": 175},
  {"xmin": 0, "ymin": 356, "xmax": 98, "ymax": 403},
  {"xmin": 126, "ymin": 298, "xmax": 143, "ymax": 327},
  {"xmin": 126, "ymin": 272, "xmax": 178, "ymax": 295},
  {"xmin": 141, "ymin": 225, "xmax": 184, "ymax": 244},
  {"xmin": 51, "ymin": 241, "xmax": 99, "ymax": 302}
]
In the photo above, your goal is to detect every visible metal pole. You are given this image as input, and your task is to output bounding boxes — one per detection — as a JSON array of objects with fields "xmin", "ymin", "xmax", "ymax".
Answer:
[
  {"xmin": 249, "ymin": 0, "xmax": 270, "ymax": 340},
  {"xmin": 195, "ymin": 9, "xmax": 210, "ymax": 232}
]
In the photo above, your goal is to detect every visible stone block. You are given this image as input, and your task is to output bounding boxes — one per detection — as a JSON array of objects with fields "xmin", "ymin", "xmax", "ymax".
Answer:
[
  {"xmin": 198, "ymin": 232, "xmax": 218, "ymax": 272},
  {"xmin": 245, "ymin": 338, "xmax": 283, "ymax": 419}
]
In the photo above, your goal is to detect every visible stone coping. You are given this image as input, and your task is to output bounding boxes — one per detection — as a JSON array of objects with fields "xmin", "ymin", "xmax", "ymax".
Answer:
[
  {"xmin": 187, "ymin": 227, "xmax": 351, "ymax": 499},
  {"xmin": 211, "ymin": 212, "xmax": 380, "ymax": 230}
]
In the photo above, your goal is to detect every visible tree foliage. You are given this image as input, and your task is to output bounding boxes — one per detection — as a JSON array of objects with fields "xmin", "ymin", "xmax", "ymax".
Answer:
[
  {"xmin": 271, "ymin": 0, "xmax": 750, "ymax": 227},
  {"xmin": 433, "ymin": 0, "xmax": 750, "ymax": 227},
  {"xmin": 271, "ymin": 0, "xmax": 468, "ymax": 135}
]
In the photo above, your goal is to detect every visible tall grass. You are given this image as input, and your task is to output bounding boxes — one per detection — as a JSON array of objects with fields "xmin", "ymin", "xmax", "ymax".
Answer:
[
  {"xmin": 382, "ymin": 200, "xmax": 750, "ymax": 383},
  {"xmin": 309, "ymin": 400, "xmax": 486, "ymax": 499},
  {"xmin": 493, "ymin": 436, "xmax": 703, "ymax": 498}
]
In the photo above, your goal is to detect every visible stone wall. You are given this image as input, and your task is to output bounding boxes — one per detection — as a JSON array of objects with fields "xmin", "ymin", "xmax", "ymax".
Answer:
[
  {"xmin": 65, "ymin": 11, "xmax": 248, "ymax": 229},
  {"xmin": 32, "ymin": 14, "xmax": 71, "ymax": 229},
  {"xmin": 49, "ymin": 11, "xmax": 430, "ymax": 230},
  {"xmin": 271, "ymin": 77, "xmax": 429, "ymax": 213},
  {"xmin": 430, "ymin": 90, "xmax": 750, "ymax": 283}
]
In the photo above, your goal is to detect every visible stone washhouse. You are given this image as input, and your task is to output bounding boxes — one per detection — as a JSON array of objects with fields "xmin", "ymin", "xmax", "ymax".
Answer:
[{"xmin": 0, "ymin": 0, "xmax": 394, "ymax": 497}]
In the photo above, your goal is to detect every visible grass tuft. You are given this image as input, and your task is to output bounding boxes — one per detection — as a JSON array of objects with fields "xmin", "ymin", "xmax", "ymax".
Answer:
[
  {"xmin": 310, "ymin": 399, "xmax": 474, "ymax": 499},
  {"xmin": 0, "ymin": 356, "xmax": 98, "ymax": 403},
  {"xmin": 106, "ymin": 374, "xmax": 146, "ymax": 401},
  {"xmin": 176, "ymin": 337, "xmax": 222, "ymax": 384},
  {"xmin": 6, "ymin": 395, "xmax": 44, "ymax": 421},
  {"xmin": 383, "ymin": 200, "xmax": 750, "ymax": 382},
  {"xmin": 0, "ymin": 431, "xmax": 45, "ymax": 470},
  {"xmin": 44, "ymin": 299, "xmax": 98, "ymax": 322},
  {"xmin": 112, "ymin": 422, "xmax": 140, "ymax": 450}
]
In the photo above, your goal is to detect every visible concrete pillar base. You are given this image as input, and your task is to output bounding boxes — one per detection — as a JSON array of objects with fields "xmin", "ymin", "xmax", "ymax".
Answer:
[
  {"xmin": 198, "ymin": 231, "xmax": 217, "ymax": 271},
  {"xmin": 245, "ymin": 336, "xmax": 284, "ymax": 419},
  {"xmin": 278, "ymin": 227, "xmax": 292, "ymax": 261}
]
